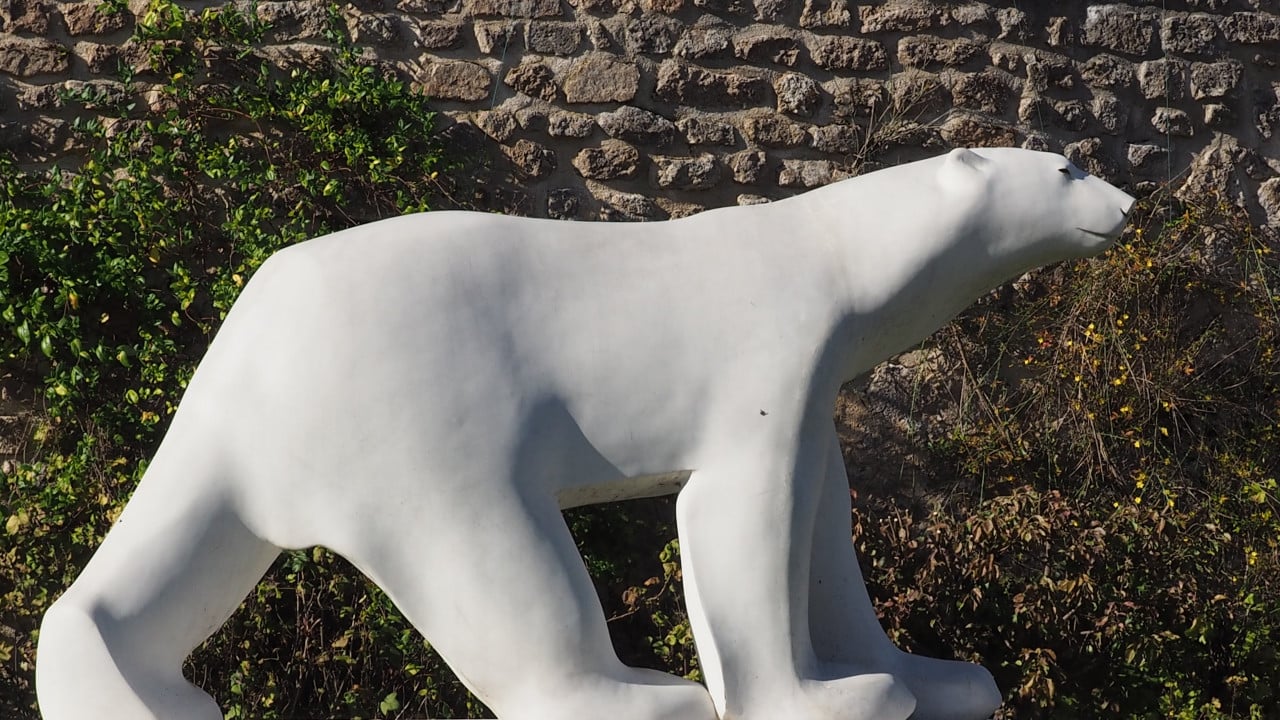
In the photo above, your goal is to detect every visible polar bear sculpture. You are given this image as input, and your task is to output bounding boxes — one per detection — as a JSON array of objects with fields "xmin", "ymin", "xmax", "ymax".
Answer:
[{"xmin": 37, "ymin": 148, "xmax": 1134, "ymax": 720}]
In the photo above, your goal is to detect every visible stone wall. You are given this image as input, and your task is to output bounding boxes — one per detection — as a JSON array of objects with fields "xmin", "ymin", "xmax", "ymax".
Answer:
[{"xmin": 3, "ymin": 0, "xmax": 1280, "ymax": 222}]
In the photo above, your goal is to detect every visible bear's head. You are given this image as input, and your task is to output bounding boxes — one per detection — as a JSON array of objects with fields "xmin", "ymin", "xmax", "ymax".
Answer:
[{"xmin": 939, "ymin": 147, "xmax": 1136, "ymax": 270}]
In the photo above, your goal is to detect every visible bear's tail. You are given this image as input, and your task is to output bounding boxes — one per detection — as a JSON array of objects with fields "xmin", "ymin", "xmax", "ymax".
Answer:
[{"xmin": 36, "ymin": 418, "xmax": 281, "ymax": 720}]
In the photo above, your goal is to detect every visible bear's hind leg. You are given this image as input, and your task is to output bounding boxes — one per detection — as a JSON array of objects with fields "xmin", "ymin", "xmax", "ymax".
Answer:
[
  {"xmin": 36, "ymin": 445, "xmax": 281, "ymax": 720},
  {"xmin": 807, "ymin": 429, "xmax": 1002, "ymax": 720},
  {"xmin": 339, "ymin": 482, "xmax": 717, "ymax": 720}
]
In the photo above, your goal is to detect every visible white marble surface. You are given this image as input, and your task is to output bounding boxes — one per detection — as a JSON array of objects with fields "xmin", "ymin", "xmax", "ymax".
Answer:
[{"xmin": 37, "ymin": 148, "xmax": 1134, "ymax": 720}]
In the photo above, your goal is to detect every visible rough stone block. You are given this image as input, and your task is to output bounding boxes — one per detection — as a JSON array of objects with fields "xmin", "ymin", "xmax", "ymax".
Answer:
[
  {"xmin": 525, "ymin": 21, "xmax": 583, "ymax": 55},
  {"xmin": 0, "ymin": 37, "xmax": 69, "ymax": 77},
  {"xmin": 397, "ymin": 0, "xmax": 456, "ymax": 13},
  {"xmin": 1258, "ymin": 178, "xmax": 1280, "ymax": 227},
  {"xmin": 692, "ymin": 0, "xmax": 752, "ymax": 15},
  {"xmin": 1161, "ymin": 13, "xmax": 1219, "ymax": 55},
  {"xmin": 625, "ymin": 14, "xmax": 683, "ymax": 55},
  {"xmin": 1203, "ymin": 103, "xmax": 1232, "ymax": 128},
  {"xmin": 474, "ymin": 21, "xmax": 520, "ymax": 54},
  {"xmin": 1045, "ymin": 16, "xmax": 1072, "ymax": 47},
  {"xmin": 75, "ymin": 41, "xmax": 121, "ymax": 75},
  {"xmin": 62, "ymin": 1, "xmax": 130, "ymax": 35},
  {"xmin": 586, "ymin": 16, "xmax": 626, "ymax": 51},
  {"xmin": 1082, "ymin": 5, "xmax": 1156, "ymax": 56},
  {"xmin": 677, "ymin": 116, "xmax": 737, "ymax": 145},
  {"xmin": 569, "ymin": 0, "xmax": 620, "ymax": 12},
  {"xmin": 1053, "ymin": 99, "xmax": 1092, "ymax": 132},
  {"xmin": 1017, "ymin": 95, "xmax": 1051, "ymax": 125},
  {"xmin": 548, "ymin": 111, "xmax": 595, "ymax": 137},
  {"xmin": 1081, "ymin": 53, "xmax": 1134, "ymax": 88},
  {"xmin": 351, "ymin": 14, "xmax": 409, "ymax": 46},
  {"xmin": 596, "ymin": 105, "xmax": 676, "ymax": 146},
  {"xmin": 950, "ymin": 4, "xmax": 992, "ymax": 27},
  {"xmin": 799, "ymin": 0, "xmax": 851, "ymax": 29},
  {"xmin": 1190, "ymin": 60, "xmax": 1242, "ymax": 100},
  {"xmin": 655, "ymin": 60, "xmax": 768, "ymax": 108},
  {"xmin": 1024, "ymin": 51, "xmax": 1075, "ymax": 92},
  {"xmin": 753, "ymin": 0, "xmax": 789, "ymax": 21},
  {"xmin": 897, "ymin": 36, "xmax": 983, "ymax": 68},
  {"xmin": 506, "ymin": 62, "xmax": 559, "ymax": 100},
  {"xmin": 778, "ymin": 159, "xmax": 840, "ymax": 188},
  {"xmin": 464, "ymin": 0, "xmax": 562, "ymax": 17},
  {"xmin": 475, "ymin": 110, "xmax": 518, "ymax": 141},
  {"xmin": 774, "ymin": 73, "xmax": 821, "ymax": 117},
  {"xmin": 726, "ymin": 148, "xmax": 767, "ymax": 184},
  {"xmin": 1093, "ymin": 95, "xmax": 1126, "ymax": 134},
  {"xmin": 655, "ymin": 198, "xmax": 706, "ymax": 218},
  {"xmin": 1064, "ymin": 137, "xmax": 1118, "ymax": 180},
  {"xmin": 654, "ymin": 154, "xmax": 721, "ymax": 189},
  {"xmin": 514, "ymin": 106, "xmax": 548, "ymax": 132},
  {"xmin": 60, "ymin": 79, "xmax": 126, "ymax": 109},
  {"xmin": 733, "ymin": 26, "xmax": 800, "ymax": 66},
  {"xmin": 2, "ymin": 0, "xmax": 52, "ymax": 34},
  {"xmin": 996, "ymin": 7, "xmax": 1028, "ymax": 39},
  {"xmin": 1256, "ymin": 88, "xmax": 1280, "ymax": 140},
  {"xmin": 257, "ymin": 1, "xmax": 331, "ymax": 42},
  {"xmin": 640, "ymin": 0, "xmax": 685, "ymax": 13},
  {"xmin": 809, "ymin": 123, "xmax": 860, "ymax": 153},
  {"xmin": 562, "ymin": 53, "xmax": 638, "ymax": 103},
  {"xmin": 1126, "ymin": 143, "xmax": 1167, "ymax": 171},
  {"xmin": 1151, "ymin": 106, "xmax": 1193, "ymax": 136},
  {"xmin": 503, "ymin": 139, "xmax": 557, "ymax": 178},
  {"xmin": 741, "ymin": 112, "xmax": 807, "ymax": 147},
  {"xmin": 587, "ymin": 180, "xmax": 663, "ymax": 221},
  {"xmin": 416, "ymin": 60, "xmax": 492, "ymax": 101},
  {"xmin": 417, "ymin": 20, "xmax": 465, "ymax": 49},
  {"xmin": 572, "ymin": 139, "xmax": 641, "ymax": 179},
  {"xmin": 950, "ymin": 71, "xmax": 1010, "ymax": 114},
  {"xmin": 939, "ymin": 113, "xmax": 1016, "ymax": 147},
  {"xmin": 827, "ymin": 77, "xmax": 887, "ymax": 116},
  {"xmin": 808, "ymin": 35, "xmax": 888, "ymax": 71},
  {"xmin": 858, "ymin": 3, "xmax": 946, "ymax": 33},
  {"xmin": 674, "ymin": 16, "xmax": 733, "ymax": 59},
  {"xmin": 1136, "ymin": 58, "xmax": 1186, "ymax": 100},
  {"xmin": 1220, "ymin": 12, "xmax": 1280, "ymax": 44}
]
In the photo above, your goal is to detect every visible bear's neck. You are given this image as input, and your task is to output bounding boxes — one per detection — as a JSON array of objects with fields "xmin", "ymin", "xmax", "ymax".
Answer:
[{"xmin": 827, "ymin": 205, "xmax": 1035, "ymax": 380}]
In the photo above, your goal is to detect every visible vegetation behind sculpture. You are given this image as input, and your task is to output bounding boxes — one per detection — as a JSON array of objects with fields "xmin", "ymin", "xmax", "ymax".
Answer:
[{"xmin": 0, "ymin": 5, "xmax": 1277, "ymax": 719}]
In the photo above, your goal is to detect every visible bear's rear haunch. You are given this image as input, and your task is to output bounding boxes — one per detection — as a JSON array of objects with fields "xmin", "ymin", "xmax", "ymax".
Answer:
[{"xmin": 37, "ymin": 148, "xmax": 1135, "ymax": 720}]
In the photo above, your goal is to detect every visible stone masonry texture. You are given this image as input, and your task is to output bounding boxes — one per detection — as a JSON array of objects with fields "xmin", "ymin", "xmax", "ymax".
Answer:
[{"xmin": 4, "ymin": 1, "xmax": 1280, "ymax": 224}]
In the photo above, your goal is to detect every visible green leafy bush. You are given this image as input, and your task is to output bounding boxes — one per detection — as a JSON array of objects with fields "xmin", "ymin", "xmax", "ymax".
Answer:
[{"xmin": 0, "ymin": 2, "xmax": 466, "ymax": 717}]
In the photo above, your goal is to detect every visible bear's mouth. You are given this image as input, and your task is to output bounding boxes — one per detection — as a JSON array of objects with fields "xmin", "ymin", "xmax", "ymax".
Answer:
[{"xmin": 1078, "ymin": 227, "xmax": 1117, "ymax": 242}]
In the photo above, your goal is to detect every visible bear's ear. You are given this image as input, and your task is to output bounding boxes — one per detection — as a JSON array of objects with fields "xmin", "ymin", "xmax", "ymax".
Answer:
[
  {"xmin": 944, "ymin": 148, "xmax": 989, "ymax": 172},
  {"xmin": 938, "ymin": 148, "xmax": 990, "ymax": 193}
]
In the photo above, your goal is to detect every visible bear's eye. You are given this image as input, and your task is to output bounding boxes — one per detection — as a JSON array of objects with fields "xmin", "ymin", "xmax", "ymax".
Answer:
[{"xmin": 1058, "ymin": 167, "xmax": 1072, "ymax": 177}]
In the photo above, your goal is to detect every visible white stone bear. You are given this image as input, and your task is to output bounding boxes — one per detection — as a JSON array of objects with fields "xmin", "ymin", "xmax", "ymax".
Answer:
[{"xmin": 36, "ymin": 148, "xmax": 1134, "ymax": 720}]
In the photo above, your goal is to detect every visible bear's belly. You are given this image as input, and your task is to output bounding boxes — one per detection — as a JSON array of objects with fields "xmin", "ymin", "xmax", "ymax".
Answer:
[{"xmin": 555, "ymin": 470, "xmax": 692, "ymax": 508}]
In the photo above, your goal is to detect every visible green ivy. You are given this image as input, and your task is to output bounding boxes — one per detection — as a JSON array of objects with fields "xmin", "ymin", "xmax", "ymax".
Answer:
[{"xmin": 0, "ymin": 1, "xmax": 462, "ymax": 717}]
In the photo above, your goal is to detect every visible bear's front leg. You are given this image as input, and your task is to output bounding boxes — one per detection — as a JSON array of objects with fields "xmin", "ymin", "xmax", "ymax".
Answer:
[
  {"xmin": 675, "ymin": 410, "xmax": 915, "ymax": 720},
  {"xmin": 808, "ymin": 426, "xmax": 1002, "ymax": 720}
]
